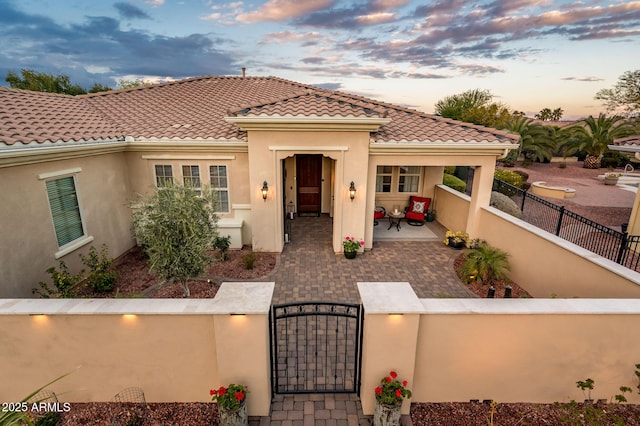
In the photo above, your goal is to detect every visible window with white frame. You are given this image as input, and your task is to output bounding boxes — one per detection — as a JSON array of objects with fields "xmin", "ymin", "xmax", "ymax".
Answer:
[
  {"xmin": 399, "ymin": 166, "xmax": 420, "ymax": 193},
  {"xmin": 45, "ymin": 176, "xmax": 85, "ymax": 247},
  {"xmin": 376, "ymin": 166, "xmax": 393, "ymax": 192},
  {"xmin": 209, "ymin": 165, "xmax": 229, "ymax": 213},
  {"xmin": 155, "ymin": 164, "xmax": 173, "ymax": 187},
  {"xmin": 182, "ymin": 165, "xmax": 201, "ymax": 194}
]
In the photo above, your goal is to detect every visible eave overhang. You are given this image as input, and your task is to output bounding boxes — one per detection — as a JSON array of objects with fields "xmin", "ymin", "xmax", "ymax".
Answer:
[
  {"xmin": 369, "ymin": 141, "xmax": 520, "ymax": 158},
  {"xmin": 224, "ymin": 116, "xmax": 391, "ymax": 132}
]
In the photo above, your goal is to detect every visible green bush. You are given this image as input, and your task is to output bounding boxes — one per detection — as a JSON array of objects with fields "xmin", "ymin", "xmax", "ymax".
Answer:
[
  {"xmin": 32, "ymin": 261, "xmax": 83, "ymax": 298},
  {"xmin": 490, "ymin": 192, "xmax": 522, "ymax": 219},
  {"xmin": 460, "ymin": 240, "xmax": 511, "ymax": 286},
  {"xmin": 80, "ymin": 245, "xmax": 117, "ymax": 293},
  {"xmin": 443, "ymin": 166, "xmax": 456, "ymax": 175},
  {"xmin": 601, "ymin": 150, "xmax": 629, "ymax": 169},
  {"xmin": 494, "ymin": 169, "xmax": 523, "ymax": 187},
  {"xmin": 213, "ymin": 235, "xmax": 232, "ymax": 261},
  {"xmin": 242, "ymin": 252, "xmax": 257, "ymax": 270},
  {"xmin": 442, "ymin": 173, "xmax": 466, "ymax": 193}
]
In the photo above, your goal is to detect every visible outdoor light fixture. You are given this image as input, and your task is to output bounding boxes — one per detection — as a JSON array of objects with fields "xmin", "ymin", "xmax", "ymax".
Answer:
[
  {"xmin": 261, "ymin": 181, "xmax": 268, "ymax": 201},
  {"xmin": 349, "ymin": 181, "xmax": 356, "ymax": 201}
]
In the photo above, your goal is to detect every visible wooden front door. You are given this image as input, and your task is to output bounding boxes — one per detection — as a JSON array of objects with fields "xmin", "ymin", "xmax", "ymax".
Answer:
[{"xmin": 296, "ymin": 155, "xmax": 322, "ymax": 216}]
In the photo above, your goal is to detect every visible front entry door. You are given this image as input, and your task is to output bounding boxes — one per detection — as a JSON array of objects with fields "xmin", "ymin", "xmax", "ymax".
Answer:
[{"xmin": 296, "ymin": 155, "xmax": 322, "ymax": 216}]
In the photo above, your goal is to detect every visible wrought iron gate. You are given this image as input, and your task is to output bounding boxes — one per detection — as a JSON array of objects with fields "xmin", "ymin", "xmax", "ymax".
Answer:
[{"xmin": 270, "ymin": 302, "xmax": 363, "ymax": 394}]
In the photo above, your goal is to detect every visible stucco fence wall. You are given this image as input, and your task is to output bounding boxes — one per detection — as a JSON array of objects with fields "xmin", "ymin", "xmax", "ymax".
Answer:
[
  {"xmin": 2, "ymin": 282, "xmax": 640, "ymax": 418},
  {"xmin": 434, "ymin": 185, "xmax": 640, "ymax": 298},
  {"xmin": 0, "ymin": 282, "xmax": 274, "ymax": 417},
  {"xmin": 358, "ymin": 282, "xmax": 640, "ymax": 416}
]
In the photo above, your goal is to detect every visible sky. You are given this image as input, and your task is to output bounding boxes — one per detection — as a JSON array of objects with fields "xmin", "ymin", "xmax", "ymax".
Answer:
[{"xmin": 0, "ymin": 0, "xmax": 638, "ymax": 120}]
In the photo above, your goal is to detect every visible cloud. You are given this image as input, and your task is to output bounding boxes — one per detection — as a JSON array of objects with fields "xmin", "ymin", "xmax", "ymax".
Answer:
[
  {"xmin": 113, "ymin": 2, "xmax": 151, "ymax": 20},
  {"xmin": 0, "ymin": 1, "xmax": 237, "ymax": 89},
  {"xmin": 236, "ymin": 0, "xmax": 334, "ymax": 23},
  {"xmin": 561, "ymin": 76, "xmax": 605, "ymax": 82},
  {"xmin": 355, "ymin": 12, "xmax": 397, "ymax": 25},
  {"xmin": 261, "ymin": 30, "xmax": 327, "ymax": 46},
  {"xmin": 145, "ymin": 0, "xmax": 164, "ymax": 6}
]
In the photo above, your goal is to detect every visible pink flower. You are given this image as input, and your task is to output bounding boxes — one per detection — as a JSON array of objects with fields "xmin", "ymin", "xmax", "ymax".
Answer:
[{"xmin": 359, "ymin": 240, "xmax": 364, "ymax": 246}]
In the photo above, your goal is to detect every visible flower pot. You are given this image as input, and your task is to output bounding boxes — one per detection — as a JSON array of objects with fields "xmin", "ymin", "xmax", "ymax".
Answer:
[
  {"xmin": 373, "ymin": 401, "xmax": 401, "ymax": 426},
  {"xmin": 604, "ymin": 177, "xmax": 618, "ymax": 185},
  {"xmin": 447, "ymin": 238, "xmax": 465, "ymax": 249},
  {"xmin": 344, "ymin": 250, "xmax": 357, "ymax": 259},
  {"xmin": 426, "ymin": 212, "xmax": 435, "ymax": 222},
  {"xmin": 218, "ymin": 400, "xmax": 248, "ymax": 426}
]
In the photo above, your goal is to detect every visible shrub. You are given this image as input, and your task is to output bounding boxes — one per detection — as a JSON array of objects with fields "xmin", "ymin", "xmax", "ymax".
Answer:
[
  {"xmin": 35, "ymin": 412, "xmax": 61, "ymax": 426},
  {"xmin": 494, "ymin": 169, "xmax": 523, "ymax": 187},
  {"xmin": 601, "ymin": 150, "xmax": 629, "ymax": 169},
  {"xmin": 242, "ymin": 252, "xmax": 257, "ymax": 270},
  {"xmin": 490, "ymin": 192, "xmax": 522, "ymax": 218},
  {"xmin": 32, "ymin": 261, "xmax": 83, "ymax": 298},
  {"xmin": 214, "ymin": 235, "xmax": 232, "ymax": 261},
  {"xmin": 443, "ymin": 166, "xmax": 456, "ymax": 175},
  {"xmin": 443, "ymin": 173, "xmax": 466, "ymax": 193},
  {"xmin": 460, "ymin": 240, "xmax": 511, "ymax": 286},
  {"xmin": 80, "ymin": 245, "xmax": 117, "ymax": 293}
]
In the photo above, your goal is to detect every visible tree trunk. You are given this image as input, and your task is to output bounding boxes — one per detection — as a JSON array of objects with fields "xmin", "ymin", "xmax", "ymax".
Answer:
[
  {"xmin": 583, "ymin": 155, "xmax": 601, "ymax": 169},
  {"xmin": 182, "ymin": 281, "xmax": 190, "ymax": 297}
]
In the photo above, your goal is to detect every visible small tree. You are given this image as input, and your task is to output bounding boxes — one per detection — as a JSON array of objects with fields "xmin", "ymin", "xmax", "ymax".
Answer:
[
  {"xmin": 132, "ymin": 183, "xmax": 218, "ymax": 297},
  {"xmin": 460, "ymin": 240, "xmax": 511, "ymax": 286}
]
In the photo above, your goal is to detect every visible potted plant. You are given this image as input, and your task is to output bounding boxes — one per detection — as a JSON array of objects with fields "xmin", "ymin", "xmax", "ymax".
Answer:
[
  {"xmin": 343, "ymin": 236, "xmax": 364, "ymax": 259},
  {"xmin": 373, "ymin": 370, "xmax": 412, "ymax": 426},
  {"xmin": 210, "ymin": 383, "xmax": 249, "ymax": 426},
  {"xmin": 604, "ymin": 172, "xmax": 620, "ymax": 185},
  {"xmin": 443, "ymin": 230, "xmax": 469, "ymax": 249}
]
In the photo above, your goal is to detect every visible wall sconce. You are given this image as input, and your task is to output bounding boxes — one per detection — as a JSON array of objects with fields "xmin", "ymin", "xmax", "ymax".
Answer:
[
  {"xmin": 349, "ymin": 181, "xmax": 356, "ymax": 201},
  {"xmin": 261, "ymin": 181, "xmax": 268, "ymax": 201}
]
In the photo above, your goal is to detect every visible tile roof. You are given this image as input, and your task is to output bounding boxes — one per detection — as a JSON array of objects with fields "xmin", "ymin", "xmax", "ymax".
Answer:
[
  {"xmin": 613, "ymin": 136, "xmax": 640, "ymax": 148},
  {"xmin": 0, "ymin": 75, "xmax": 520, "ymax": 147},
  {"xmin": 0, "ymin": 87, "xmax": 123, "ymax": 146}
]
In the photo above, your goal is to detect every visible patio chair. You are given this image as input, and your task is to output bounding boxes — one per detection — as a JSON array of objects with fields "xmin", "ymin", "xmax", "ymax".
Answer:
[
  {"xmin": 404, "ymin": 196, "xmax": 431, "ymax": 226},
  {"xmin": 373, "ymin": 206, "xmax": 386, "ymax": 226}
]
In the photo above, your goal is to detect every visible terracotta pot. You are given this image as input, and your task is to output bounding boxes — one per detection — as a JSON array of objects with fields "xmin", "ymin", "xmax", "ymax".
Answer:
[
  {"xmin": 373, "ymin": 401, "xmax": 401, "ymax": 426},
  {"xmin": 218, "ymin": 400, "xmax": 248, "ymax": 426},
  {"xmin": 344, "ymin": 250, "xmax": 357, "ymax": 259},
  {"xmin": 448, "ymin": 238, "xmax": 465, "ymax": 250}
]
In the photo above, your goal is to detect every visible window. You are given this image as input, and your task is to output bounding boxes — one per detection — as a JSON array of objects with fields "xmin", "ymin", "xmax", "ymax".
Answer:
[
  {"xmin": 376, "ymin": 166, "xmax": 392, "ymax": 192},
  {"xmin": 182, "ymin": 165, "xmax": 201, "ymax": 194},
  {"xmin": 46, "ymin": 176, "xmax": 85, "ymax": 247},
  {"xmin": 155, "ymin": 165, "xmax": 173, "ymax": 187},
  {"xmin": 209, "ymin": 165, "xmax": 229, "ymax": 213},
  {"xmin": 399, "ymin": 166, "xmax": 420, "ymax": 193}
]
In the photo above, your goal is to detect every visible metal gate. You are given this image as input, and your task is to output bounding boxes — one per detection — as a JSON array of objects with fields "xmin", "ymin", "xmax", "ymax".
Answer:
[{"xmin": 270, "ymin": 302, "xmax": 363, "ymax": 394}]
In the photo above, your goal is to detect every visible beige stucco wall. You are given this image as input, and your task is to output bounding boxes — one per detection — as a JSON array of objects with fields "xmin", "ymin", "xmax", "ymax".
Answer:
[
  {"xmin": 433, "ymin": 185, "xmax": 470, "ymax": 234},
  {"xmin": 246, "ymin": 130, "xmax": 370, "ymax": 253},
  {"xmin": 0, "ymin": 313, "xmax": 218, "ymax": 402},
  {"xmin": 413, "ymin": 302, "xmax": 640, "ymax": 405},
  {"xmin": 0, "ymin": 282, "xmax": 274, "ymax": 416},
  {"xmin": 477, "ymin": 206, "xmax": 640, "ymax": 298},
  {"xmin": 0, "ymin": 153, "xmax": 135, "ymax": 297}
]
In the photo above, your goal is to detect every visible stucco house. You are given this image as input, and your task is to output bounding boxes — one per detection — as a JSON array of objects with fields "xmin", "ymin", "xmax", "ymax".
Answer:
[{"xmin": 0, "ymin": 75, "xmax": 520, "ymax": 297}]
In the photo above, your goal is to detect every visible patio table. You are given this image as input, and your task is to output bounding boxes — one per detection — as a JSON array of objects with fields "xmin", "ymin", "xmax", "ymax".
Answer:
[{"xmin": 387, "ymin": 211, "xmax": 404, "ymax": 231}]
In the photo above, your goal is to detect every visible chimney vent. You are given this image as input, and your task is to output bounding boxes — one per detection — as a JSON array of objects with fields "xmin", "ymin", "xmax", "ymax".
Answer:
[{"xmin": 242, "ymin": 68, "xmax": 246, "ymax": 78}]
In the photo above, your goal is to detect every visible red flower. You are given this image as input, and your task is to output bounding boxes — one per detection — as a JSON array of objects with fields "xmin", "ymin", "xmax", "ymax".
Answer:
[
  {"xmin": 375, "ymin": 387, "xmax": 382, "ymax": 395},
  {"xmin": 402, "ymin": 380, "xmax": 408, "ymax": 387},
  {"xmin": 218, "ymin": 386, "xmax": 227, "ymax": 396},
  {"xmin": 385, "ymin": 377, "xmax": 391, "ymax": 383},
  {"xmin": 396, "ymin": 389, "xmax": 402, "ymax": 398},
  {"xmin": 210, "ymin": 389, "xmax": 216, "ymax": 396},
  {"xmin": 235, "ymin": 391, "xmax": 245, "ymax": 402},
  {"xmin": 390, "ymin": 371, "xmax": 398, "ymax": 379}
]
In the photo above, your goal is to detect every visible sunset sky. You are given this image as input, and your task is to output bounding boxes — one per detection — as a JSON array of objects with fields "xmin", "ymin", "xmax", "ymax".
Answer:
[{"xmin": 1, "ymin": 0, "xmax": 638, "ymax": 119}]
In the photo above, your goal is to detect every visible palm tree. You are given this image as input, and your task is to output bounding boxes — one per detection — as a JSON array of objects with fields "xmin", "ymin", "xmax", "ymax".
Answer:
[
  {"xmin": 460, "ymin": 241, "xmax": 511, "ymax": 286},
  {"xmin": 503, "ymin": 116, "xmax": 557, "ymax": 163},
  {"xmin": 559, "ymin": 114, "xmax": 637, "ymax": 169}
]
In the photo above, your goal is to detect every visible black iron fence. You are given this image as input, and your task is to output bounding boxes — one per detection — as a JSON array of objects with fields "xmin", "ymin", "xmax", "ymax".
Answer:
[{"xmin": 493, "ymin": 178, "xmax": 640, "ymax": 273}]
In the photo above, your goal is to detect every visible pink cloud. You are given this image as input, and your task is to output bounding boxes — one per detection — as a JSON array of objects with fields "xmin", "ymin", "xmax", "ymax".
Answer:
[
  {"xmin": 355, "ymin": 12, "xmax": 397, "ymax": 25},
  {"xmin": 236, "ymin": 0, "xmax": 334, "ymax": 23}
]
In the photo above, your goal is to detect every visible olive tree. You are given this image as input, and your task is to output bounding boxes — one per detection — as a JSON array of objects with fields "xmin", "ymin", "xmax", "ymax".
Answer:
[{"xmin": 132, "ymin": 183, "xmax": 218, "ymax": 297}]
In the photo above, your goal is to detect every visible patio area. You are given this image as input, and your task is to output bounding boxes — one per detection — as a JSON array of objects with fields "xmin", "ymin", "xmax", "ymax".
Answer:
[{"xmin": 269, "ymin": 214, "xmax": 476, "ymax": 304}]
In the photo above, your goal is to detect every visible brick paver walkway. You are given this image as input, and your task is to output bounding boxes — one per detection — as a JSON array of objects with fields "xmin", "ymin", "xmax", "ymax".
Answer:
[{"xmin": 252, "ymin": 215, "xmax": 474, "ymax": 425}]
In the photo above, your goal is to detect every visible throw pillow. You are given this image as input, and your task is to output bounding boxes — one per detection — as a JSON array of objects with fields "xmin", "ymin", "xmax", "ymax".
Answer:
[{"xmin": 412, "ymin": 201, "xmax": 426, "ymax": 214}]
